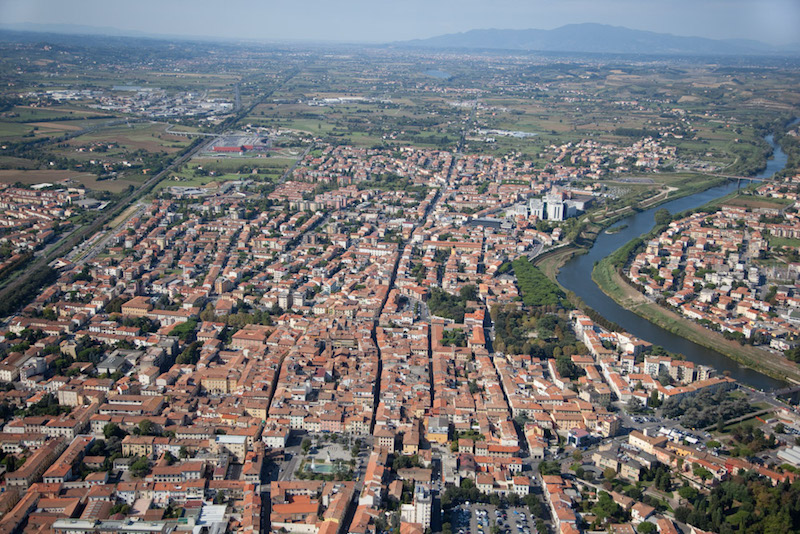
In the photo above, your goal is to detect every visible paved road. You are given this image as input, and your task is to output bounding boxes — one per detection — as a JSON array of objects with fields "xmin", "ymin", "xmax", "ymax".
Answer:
[
  {"xmin": 165, "ymin": 123, "xmax": 220, "ymax": 138},
  {"xmin": 405, "ymin": 295, "xmax": 431, "ymax": 323},
  {"xmin": 69, "ymin": 202, "xmax": 148, "ymax": 267},
  {"xmin": 278, "ymin": 143, "xmax": 315, "ymax": 184}
]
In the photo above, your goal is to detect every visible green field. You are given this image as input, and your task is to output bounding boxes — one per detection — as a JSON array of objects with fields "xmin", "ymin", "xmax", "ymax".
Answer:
[
  {"xmin": 156, "ymin": 155, "xmax": 295, "ymax": 190},
  {"xmin": 0, "ymin": 106, "xmax": 117, "ymax": 142},
  {"xmin": 769, "ymin": 236, "xmax": 800, "ymax": 249},
  {"xmin": 721, "ymin": 195, "xmax": 793, "ymax": 210},
  {"xmin": 65, "ymin": 123, "xmax": 192, "ymax": 153},
  {"xmin": 0, "ymin": 156, "xmax": 38, "ymax": 169},
  {"xmin": 0, "ymin": 122, "xmax": 34, "ymax": 139}
]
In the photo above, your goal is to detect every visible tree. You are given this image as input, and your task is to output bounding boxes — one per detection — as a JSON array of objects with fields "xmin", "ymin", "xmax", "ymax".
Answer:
[
  {"xmin": 130, "ymin": 456, "xmax": 150, "ymax": 477},
  {"xmin": 678, "ymin": 485, "xmax": 698, "ymax": 501},
  {"xmin": 511, "ymin": 257, "xmax": 564, "ymax": 307},
  {"xmin": 137, "ymin": 419, "xmax": 156, "ymax": 436},
  {"xmin": 674, "ymin": 506, "xmax": 690, "ymax": 524},
  {"xmin": 641, "ymin": 462, "xmax": 672, "ymax": 492},
  {"xmin": 176, "ymin": 341, "xmax": 202, "ymax": 365},
  {"xmin": 538, "ymin": 461, "xmax": 561, "ymax": 476},
  {"xmin": 655, "ymin": 470, "xmax": 672, "ymax": 492},
  {"xmin": 459, "ymin": 284, "xmax": 478, "ymax": 302},
  {"xmin": 625, "ymin": 486, "xmax": 642, "ymax": 500},
  {"xmin": 662, "ymin": 388, "xmax": 753, "ymax": 429},
  {"xmin": 556, "ymin": 356, "xmax": 584, "ymax": 380},
  {"xmin": 693, "ymin": 464, "xmax": 712, "ymax": 482},
  {"xmin": 103, "ymin": 423, "xmax": 126, "ymax": 440},
  {"xmin": 301, "ymin": 439, "xmax": 312, "ymax": 455},
  {"xmin": 591, "ymin": 491, "xmax": 627, "ymax": 525},
  {"xmin": 88, "ymin": 439, "xmax": 106, "ymax": 457},
  {"xmin": 428, "ymin": 285, "xmax": 478, "ymax": 323},
  {"xmin": 649, "ymin": 389, "xmax": 662, "ymax": 408},
  {"xmin": 603, "ymin": 467, "xmax": 617, "ymax": 481},
  {"xmin": 393, "ymin": 454, "xmax": 422, "ymax": 471},
  {"xmin": 626, "ymin": 397, "xmax": 644, "ymax": 414},
  {"xmin": 638, "ymin": 522, "xmax": 656, "ymax": 534},
  {"xmin": 200, "ymin": 303, "xmax": 217, "ymax": 322},
  {"xmin": 110, "ymin": 503, "xmax": 131, "ymax": 516},
  {"xmin": 654, "ymin": 208, "xmax": 672, "ymax": 226},
  {"xmin": 171, "ymin": 319, "xmax": 198, "ymax": 343}
]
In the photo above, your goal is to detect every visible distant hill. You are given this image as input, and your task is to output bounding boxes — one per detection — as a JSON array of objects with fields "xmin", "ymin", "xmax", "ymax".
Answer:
[
  {"xmin": 0, "ymin": 22, "xmax": 164, "ymax": 39},
  {"xmin": 398, "ymin": 24, "xmax": 799, "ymax": 56},
  {"xmin": 0, "ymin": 23, "xmax": 235, "ymax": 44}
]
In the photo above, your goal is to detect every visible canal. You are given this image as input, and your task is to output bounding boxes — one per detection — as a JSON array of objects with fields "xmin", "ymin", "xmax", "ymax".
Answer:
[{"xmin": 558, "ymin": 132, "xmax": 792, "ymax": 390}]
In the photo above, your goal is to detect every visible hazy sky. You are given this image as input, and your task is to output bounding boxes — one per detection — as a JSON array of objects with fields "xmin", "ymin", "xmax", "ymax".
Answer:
[{"xmin": 1, "ymin": 0, "xmax": 798, "ymax": 46}]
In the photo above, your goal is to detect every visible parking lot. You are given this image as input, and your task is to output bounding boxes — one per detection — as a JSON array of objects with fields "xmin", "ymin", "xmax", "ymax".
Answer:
[
  {"xmin": 782, "ymin": 425, "xmax": 800, "ymax": 436},
  {"xmin": 630, "ymin": 415, "xmax": 660, "ymax": 424},
  {"xmin": 450, "ymin": 503, "xmax": 537, "ymax": 534}
]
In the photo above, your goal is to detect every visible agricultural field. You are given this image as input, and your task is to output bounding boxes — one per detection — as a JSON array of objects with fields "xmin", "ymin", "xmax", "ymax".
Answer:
[
  {"xmin": 0, "ymin": 169, "xmax": 138, "ymax": 193},
  {"xmin": 156, "ymin": 156, "xmax": 296, "ymax": 190},
  {"xmin": 0, "ymin": 105, "xmax": 114, "ymax": 142},
  {"xmin": 720, "ymin": 194, "xmax": 794, "ymax": 210},
  {"xmin": 60, "ymin": 122, "xmax": 193, "ymax": 154},
  {"xmin": 245, "ymin": 95, "xmax": 463, "ymax": 149}
]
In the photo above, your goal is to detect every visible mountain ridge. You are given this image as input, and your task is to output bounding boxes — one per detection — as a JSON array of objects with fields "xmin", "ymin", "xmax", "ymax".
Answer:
[{"xmin": 397, "ymin": 23, "xmax": 800, "ymax": 56}]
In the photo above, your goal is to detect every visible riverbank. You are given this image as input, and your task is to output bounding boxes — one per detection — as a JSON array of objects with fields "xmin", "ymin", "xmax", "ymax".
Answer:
[
  {"xmin": 533, "ymin": 245, "xmax": 582, "ymax": 284},
  {"xmin": 535, "ymin": 175, "xmax": 721, "ymax": 286},
  {"xmin": 591, "ymin": 175, "xmax": 725, "ymax": 226},
  {"xmin": 532, "ymin": 172, "xmax": 800, "ymax": 385},
  {"xmin": 555, "ymin": 128, "xmax": 792, "ymax": 390},
  {"xmin": 605, "ymin": 224, "xmax": 628, "ymax": 234},
  {"xmin": 591, "ymin": 254, "xmax": 800, "ymax": 384}
]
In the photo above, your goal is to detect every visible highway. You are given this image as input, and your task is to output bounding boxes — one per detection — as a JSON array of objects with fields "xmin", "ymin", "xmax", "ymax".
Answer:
[{"xmin": 164, "ymin": 123, "xmax": 220, "ymax": 138}]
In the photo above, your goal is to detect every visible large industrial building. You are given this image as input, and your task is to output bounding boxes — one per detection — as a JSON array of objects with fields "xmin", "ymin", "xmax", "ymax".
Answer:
[{"xmin": 209, "ymin": 133, "xmax": 270, "ymax": 154}]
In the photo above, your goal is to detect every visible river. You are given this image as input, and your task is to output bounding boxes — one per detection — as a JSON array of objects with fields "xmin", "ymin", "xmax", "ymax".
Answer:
[{"xmin": 557, "ymin": 131, "xmax": 793, "ymax": 391}]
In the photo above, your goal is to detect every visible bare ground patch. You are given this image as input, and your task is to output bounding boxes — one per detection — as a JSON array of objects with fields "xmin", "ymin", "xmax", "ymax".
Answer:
[{"xmin": 0, "ymin": 170, "xmax": 137, "ymax": 193}]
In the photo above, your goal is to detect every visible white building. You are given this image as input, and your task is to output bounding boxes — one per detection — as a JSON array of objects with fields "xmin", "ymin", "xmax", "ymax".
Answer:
[
  {"xmin": 528, "ymin": 198, "xmax": 545, "ymax": 219},
  {"xmin": 546, "ymin": 200, "xmax": 564, "ymax": 221},
  {"xmin": 400, "ymin": 483, "xmax": 432, "ymax": 528}
]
